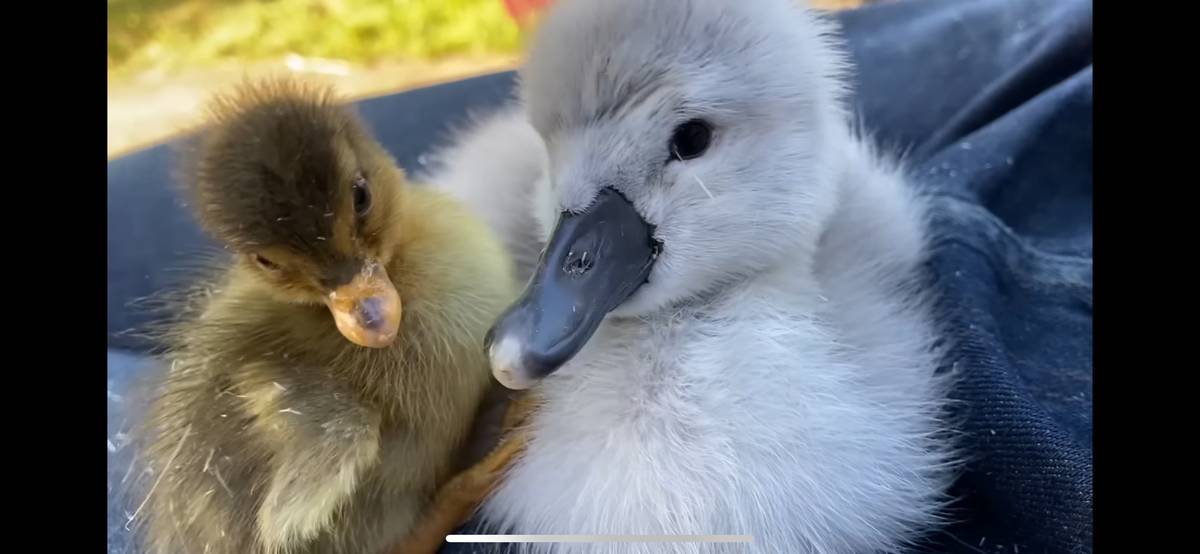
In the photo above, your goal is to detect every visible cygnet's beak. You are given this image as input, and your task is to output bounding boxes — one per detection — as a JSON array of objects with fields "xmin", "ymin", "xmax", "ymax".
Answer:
[
  {"xmin": 324, "ymin": 260, "xmax": 402, "ymax": 348},
  {"xmin": 485, "ymin": 188, "xmax": 659, "ymax": 390}
]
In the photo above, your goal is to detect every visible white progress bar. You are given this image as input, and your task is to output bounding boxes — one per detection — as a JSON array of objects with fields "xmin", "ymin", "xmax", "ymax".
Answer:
[{"xmin": 445, "ymin": 535, "xmax": 753, "ymax": 543}]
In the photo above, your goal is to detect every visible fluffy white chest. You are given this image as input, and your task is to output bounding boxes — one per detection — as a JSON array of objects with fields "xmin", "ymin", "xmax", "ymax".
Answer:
[{"xmin": 481, "ymin": 289, "xmax": 949, "ymax": 554}]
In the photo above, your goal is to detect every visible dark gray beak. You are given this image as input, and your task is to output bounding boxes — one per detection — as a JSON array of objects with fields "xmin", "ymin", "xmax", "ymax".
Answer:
[{"xmin": 484, "ymin": 188, "xmax": 659, "ymax": 390}]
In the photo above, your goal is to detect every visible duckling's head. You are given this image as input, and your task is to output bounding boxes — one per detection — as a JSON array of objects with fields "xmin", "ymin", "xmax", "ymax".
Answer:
[
  {"xmin": 185, "ymin": 78, "xmax": 405, "ymax": 348},
  {"xmin": 487, "ymin": 0, "xmax": 849, "ymax": 388}
]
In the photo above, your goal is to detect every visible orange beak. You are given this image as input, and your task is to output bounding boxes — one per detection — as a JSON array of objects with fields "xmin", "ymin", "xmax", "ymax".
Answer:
[{"xmin": 324, "ymin": 261, "xmax": 402, "ymax": 348}]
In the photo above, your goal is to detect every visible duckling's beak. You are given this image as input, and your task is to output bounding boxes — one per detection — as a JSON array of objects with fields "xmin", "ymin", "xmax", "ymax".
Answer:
[
  {"xmin": 485, "ymin": 187, "xmax": 658, "ymax": 390},
  {"xmin": 324, "ymin": 261, "xmax": 402, "ymax": 348}
]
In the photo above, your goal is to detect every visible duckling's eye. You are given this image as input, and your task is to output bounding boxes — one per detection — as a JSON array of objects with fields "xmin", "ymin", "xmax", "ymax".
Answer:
[
  {"xmin": 253, "ymin": 254, "xmax": 280, "ymax": 272},
  {"xmin": 352, "ymin": 172, "xmax": 372, "ymax": 217},
  {"xmin": 669, "ymin": 119, "xmax": 713, "ymax": 161}
]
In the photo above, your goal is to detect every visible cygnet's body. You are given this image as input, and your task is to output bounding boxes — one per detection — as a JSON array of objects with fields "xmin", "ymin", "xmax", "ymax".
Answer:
[{"xmin": 428, "ymin": 1, "xmax": 956, "ymax": 552}]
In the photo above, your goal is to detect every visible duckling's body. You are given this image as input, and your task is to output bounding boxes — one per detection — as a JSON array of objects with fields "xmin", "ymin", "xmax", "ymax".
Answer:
[
  {"xmin": 134, "ymin": 80, "xmax": 517, "ymax": 554},
  {"xmin": 432, "ymin": 0, "xmax": 957, "ymax": 552}
]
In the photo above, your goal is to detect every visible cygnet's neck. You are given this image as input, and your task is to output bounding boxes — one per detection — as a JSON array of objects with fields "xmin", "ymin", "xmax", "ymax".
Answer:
[{"xmin": 624, "ymin": 260, "xmax": 830, "ymax": 339}]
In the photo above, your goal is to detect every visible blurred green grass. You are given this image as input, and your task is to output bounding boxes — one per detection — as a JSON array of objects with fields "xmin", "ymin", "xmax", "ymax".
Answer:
[{"xmin": 107, "ymin": 0, "xmax": 524, "ymax": 78}]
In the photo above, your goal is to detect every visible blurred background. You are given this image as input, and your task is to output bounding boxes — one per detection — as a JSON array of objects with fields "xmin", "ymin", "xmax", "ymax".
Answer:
[{"xmin": 107, "ymin": 0, "xmax": 871, "ymax": 159}]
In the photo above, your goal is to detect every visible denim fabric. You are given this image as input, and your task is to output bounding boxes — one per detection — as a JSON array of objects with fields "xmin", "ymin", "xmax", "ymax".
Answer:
[{"xmin": 106, "ymin": 0, "xmax": 1093, "ymax": 552}]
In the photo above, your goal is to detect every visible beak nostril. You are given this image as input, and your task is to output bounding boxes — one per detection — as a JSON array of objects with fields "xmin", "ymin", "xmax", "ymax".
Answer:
[
  {"xmin": 563, "ymin": 250, "xmax": 594, "ymax": 278},
  {"xmin": 356, "ymin": 297, "xmax": 385, "ymax": 330}
]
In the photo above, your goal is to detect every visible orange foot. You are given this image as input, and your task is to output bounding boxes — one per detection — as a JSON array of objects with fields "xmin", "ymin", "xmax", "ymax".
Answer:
[{"xmin": 386, "ymin": 392, "xmax": 536, "ymax": 554}]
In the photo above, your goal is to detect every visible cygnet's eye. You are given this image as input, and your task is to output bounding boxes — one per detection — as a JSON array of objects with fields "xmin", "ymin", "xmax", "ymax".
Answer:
[
  {"xmin": 669, "ymin": 119, "xmax": 713, "ymax": 161},
  {"xmin": 352, "ymin": 171, "xmax": 372, "ymax": 217},
  {"xmin": 252, "ymin": 253, "xmax": 280, "ymax": 272}
]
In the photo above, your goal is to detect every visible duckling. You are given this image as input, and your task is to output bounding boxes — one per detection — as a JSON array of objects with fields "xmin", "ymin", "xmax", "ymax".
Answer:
[
  {"xmin": 130, "ymin": 77, "xmax": 519, "ymax": 554},
  {"xmin": 435, "ymin": 0, "xmax": 958, "ymax": 552}
]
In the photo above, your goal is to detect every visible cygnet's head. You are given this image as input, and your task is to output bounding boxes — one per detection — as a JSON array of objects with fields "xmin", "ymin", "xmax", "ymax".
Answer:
[{"xmin": 487, "ymin": 0, "xmax": 850, "ymax": 389}]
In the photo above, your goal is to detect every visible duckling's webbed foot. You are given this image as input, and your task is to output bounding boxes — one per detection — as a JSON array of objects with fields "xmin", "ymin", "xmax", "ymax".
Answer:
[
  {"xmin": 501, "ymin": 389, "xmax": 538, "ymax": 430},
  {"xmin": 387, "ymin": 391, "xmax": 537, "ymax": 554}
]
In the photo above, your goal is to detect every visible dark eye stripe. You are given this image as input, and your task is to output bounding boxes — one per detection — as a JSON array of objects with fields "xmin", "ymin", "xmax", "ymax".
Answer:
[
  {"xmin": 352, "ymin": 171, "xmax": 372, "ymax": 217},
  {"xmin": 253, "ymin": 253, "xmax": 279, "ymax": 271}
]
